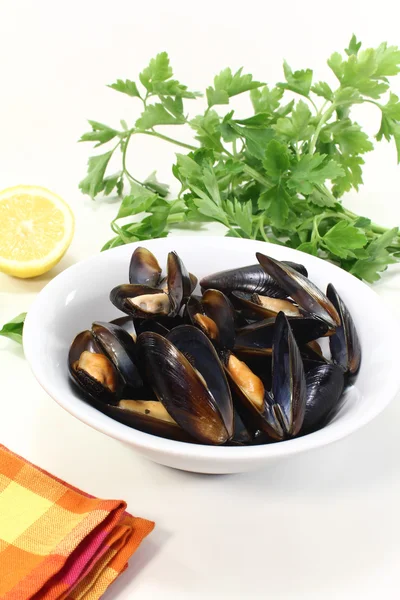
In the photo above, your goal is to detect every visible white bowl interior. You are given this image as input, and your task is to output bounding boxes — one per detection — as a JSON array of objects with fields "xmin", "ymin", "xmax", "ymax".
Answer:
[{"xmin": 23, "ymin": 237, "xmax": 400, "ymax": 473}]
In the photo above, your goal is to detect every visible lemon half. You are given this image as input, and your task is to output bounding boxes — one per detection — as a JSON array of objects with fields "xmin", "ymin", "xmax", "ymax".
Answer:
[{"xmin": 0, "ymin": 185, "xmax": 75, "ymax": 278}]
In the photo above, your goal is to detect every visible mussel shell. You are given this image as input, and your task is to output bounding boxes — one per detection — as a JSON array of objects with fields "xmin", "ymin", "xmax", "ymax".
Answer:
[
  {"xmin": 226, "ymin": 410, "xmax": 254, "ymax": 446},
  {"xmin": 129, "ymin": 246, "xmax": 162, "ymax": 287},
  {"xmin": 110, "ymin": 284, "xmax": 170, "ymax": 318},
  {"xmin": 134, "ymin": 319, "xmax": 170, "ymax": 337},
  {"xmin": 167, "ymin": 325, "xmax": 234, "ymax": 437},
  {"xmin": 256, "ymin": 253, "xmax": 340, "ymax": 329},
  {"xmin": 137, "ymin": 330, "xmax": 232, "ymax": 445},
  {"xmin": 201, "ymin": 289, "xmax": 236, "ymax": 351},
  {"xmin": 271, "ymin": 312, "xmax": 307, "ymax": 437},
  {"xmin": 200, "ymin": 262, "xmax": 308, "ymax": 297},
  {"xmin": 91, "ymin": 321, "xmax": 143, "ymax": 391},
  {"xmin": 167, "ymin": 251, "xmax": 192, "ymax": 317},
  {"xmin": 234, "ymin": 317, "xmax": 329, "ymax": 354},
  {"xmin": 224, "ymin": 351, "xmax": 281, "ymax": 440},
  {"xmin": 301, "ymin": 364, "xmax": 345, "ymax": 434},
  {"xmin": 231, "ymin": 291, "xmax": 300, "ymax": 319},
  {"xmin": 68, "ymin": 330, "xmax": 120, "ymax": 405},
  {"xmin": 110, "ymin": 316, "xmax": 136, "ymax": 339},
  {"xmin": 326, "ymin": 283, "xmax": 361, "ymax": 384}
]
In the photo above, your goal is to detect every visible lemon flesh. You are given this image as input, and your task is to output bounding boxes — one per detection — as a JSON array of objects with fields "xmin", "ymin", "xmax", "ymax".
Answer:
[{"xmin": 0, "ymin": 185, "xmax": 74, "ymax": 278}]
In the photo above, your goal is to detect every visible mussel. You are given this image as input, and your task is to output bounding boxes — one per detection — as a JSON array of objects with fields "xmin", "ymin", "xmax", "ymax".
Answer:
[
  {"xmin": 186, "ymin": 289, "xmax": 235, "ymax": 351},
  {"xmin": 200, "ymin": 262, "xmax": 308, "ymax": 297},
  {"xmin": 110, "ymin": 250, "xmax": 192, "ymax": 319},
  {"xmin": 256, "ymin": 253, "xmax": 341, "ymax": 329},
  {"xmin": 326, "ymin": 284, "xmax": 361, "ymax": 384},
  {"xmin": 138, "ymin": 326, "xmax": 234, "ymax": 445}
]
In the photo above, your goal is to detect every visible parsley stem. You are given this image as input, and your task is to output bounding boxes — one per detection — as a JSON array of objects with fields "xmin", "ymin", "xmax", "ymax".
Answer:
[
  {"xmin": 308, "ymin": 104, "xmax": 335, "ymax": 155},
  {"xmin": 242, "ymin": 164, "xmax": 272, "ymax": 188},
  {"xmin": 121, "ymin": 133, "xmax": 154, "ymax": 190},
  {"xmin": 139, "ymin": 130, "xmax": 197, "ymax": 151}
]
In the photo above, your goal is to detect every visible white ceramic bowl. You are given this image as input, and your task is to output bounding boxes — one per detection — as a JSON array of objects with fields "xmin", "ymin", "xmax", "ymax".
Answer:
[{"xmin": 23, "ymin": 236, "xmax": 400, "ymax": 474}]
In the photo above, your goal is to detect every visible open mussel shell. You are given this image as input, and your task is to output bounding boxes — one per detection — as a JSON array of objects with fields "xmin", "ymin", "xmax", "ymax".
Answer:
[
  {"xmin": 68, "ymin": 330, "xmax": 121, "ymax": 406},
  {"xmin": 271, "ymin": 312, "xmax": 307, "ymax": 437},
  {"xmin": 188, "ymin": 289, "xmax": 236, "ymax": 351},
  {"xmin": 167, "ymin": 251, "xmax": 192, "ymax": 317},
  {"xmin": 256, "ymin": 253, "xmax": 341, "ymax": 329},
  {"xmin": 137, "ymin": 329, "xmax": 233, "ymax": 445},
  {"xmin": 224, "ymin": 351, "xmax": 281, "ymax": 440},
  {"xmin": 301, "ymin": 364, "xmax": 345, "ymax": 434},
  {"xmin": 129, "ymin": 246, "xmax": 162, "ymax": 287},
  {"xmin": 110, "ymin": 316, "xmax": 136, "ymax": 340},
  {"xmin": 231, "ymin": 291, "xmax": 301, "ymax": 319},
  {"xmin": 199, "ymin": 262, "xmax": 307, "ymax": 297},
  {"xmin": 134, "ymin": 319, "xmax": 170, "ymax": 337},
  {"xmin": 326, "ymin": 284, "xmax": 361, "ymax": 384},
  {"xmin": 110, "ymin": 284, "xmax": 171, "ymax": 319},
  {"xmin": 91, "ymin": 321, "xmax": 143, "ymax": 392},
  {"xmin": 234, "ymin": 316, "xmax": 329, "ymax": 355}
]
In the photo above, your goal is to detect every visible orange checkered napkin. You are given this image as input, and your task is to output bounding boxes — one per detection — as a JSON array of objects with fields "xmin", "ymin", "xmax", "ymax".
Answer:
[{"xmin": 0, "ymin": 445, "xmax": 155, "ymax": 599}]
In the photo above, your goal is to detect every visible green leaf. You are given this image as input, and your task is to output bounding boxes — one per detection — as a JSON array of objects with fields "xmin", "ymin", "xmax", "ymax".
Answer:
[
  {"xmin": 0, "ymin": 313, "xmax": 26, "ymax": 344},
  {"xmin": 288, "ymin": 154, "xmax": 344, "ymax": 195},
  {"xmin": 206, "ymin": 87, "xmax": 229, "ymax": 107},
  {"xmin": 232, "ymin": 125, "xmax": 274, "ymax": 160},
  {"xmin": 143, "ymin": 171, "xmax": 169, "ymax": 197},
  {"xmin": 79, "ymin": 150, "xmax": 113, "ymax": 198},
  {"xmin": 79, "ymin": 121, "xmax": 119, "ymax": 147},
  {"xmin": 250, "ymin": 85, "xmax": 284, "ymax": 113},
  {"xmin": 334, "ymin": 87, "xmax": 362, "ymax": 105},
  {"xmin": 115, "ymin": 190, "xmax": 158, "ymax": 220},
  {"xmin": 103, "ymin": 172, "xmax": 122, "ymax": 196},
  {"xmin": 175, "ymin": 153, "xmax": 203, "ymax": 181},
  {"xmin": 202, "ymin": 166, "xmax": 223, "ymax": 206},
  {"xmin": 345, "ymin": 35, "xmax": 362, "ymax": 57},
  {"xmin": 258, "ymin": 184, "xmax": 291, "ymax": 228},
  {"xmin": 308, "ymin": 188, "xmax": 336, "ymax": 207},
  {"xmin": 297, "ymin": 241, "xmax": 318, "ymax": 256},
  {"xmin": 234, "ymin": 114, "xmax": 271, "ymax": 128},
  {"xmin": 208, "ymin": 67, "xmax": 263, "ymax": 107},
  {"xmin": 353, "ymin": 216, "xmax": 371, "ymax": 228},
  {"xmin": 290, "ymin": 100, "xmax": 312, "ymax": 140},
  {"xmin": 374, "ymin": 42, "xmax": 400, "ymax": 77},
  {"xmin": 328, "ymin": 52, "xmax": 344, "ymax": 81},
  {"xmin": 322, "ymin": 221, "xmax": 367, "ymax": 258},
  {"xmin": 226, "ymin": 199, "xmax": 254, "ymax": 237},
  {"xmin": 311, "ymin": 81, "xmax": 334, "ymax": 101},
  {"xmin": 331, "ymin": 155, "xmax": 364, "ymax": 196},
  {"xmin": 279, "ymin": 61, "xmax": 313, "ymax": 96},
  {"xmin": 190, "ymin": 110, "xmax": 222, "ymax": 150},
  {"xmin": 160, "ymin": 96, "xmax": 184, "ymax": 119},
  {"xmin": 135, "ymin": 103, "xmax": 185, "ymax": 129},
  {"xmin": 152, "ymin": 80, "xmax": 201, "ymax": 98},
  {"xmin": 350, "ymin": 230, "xmax": 399, "ymax": 282},
  {"xmin": 139, "ymin": 52, "xmax": 173, "ymax": 91},
  {"xmin": 262, "ymin": 139, "xmax": 290, "ymax": 179},
  {"xmin": 326, "ymin": 120, "xmax": 373, "ymax": 155},
  {"xmin": 381, "ymin": 93, "xmax": 400, "ymax": 120},
  {"xmin": 108, "ymin": 79, "xmax": 141, "ymax": 98}
]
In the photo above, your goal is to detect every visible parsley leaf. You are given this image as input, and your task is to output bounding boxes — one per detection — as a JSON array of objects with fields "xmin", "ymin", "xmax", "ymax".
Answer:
[
  {"xmin": 288, "ymin": 155, "xmax": 344, "ymax": 194},
  {"xmin": 108, "ymin": 79, "xmax": 141, "ymax": 98},
  {"xmin": 322, "ymin": 221, "xmax": 367, "ymax": 258},
  {"xmin": 279, "ymin": 61, "xmax": 313, "ymax": 97},
  {"xmin": 0, "ymin": 313, "xmax": 26, "ymax": 344}
]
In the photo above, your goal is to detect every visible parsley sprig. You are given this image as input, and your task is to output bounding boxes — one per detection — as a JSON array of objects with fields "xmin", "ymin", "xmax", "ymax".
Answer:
[{"xmin": 79, "ymin": 36, "xmax": 400, "ymax": 283}]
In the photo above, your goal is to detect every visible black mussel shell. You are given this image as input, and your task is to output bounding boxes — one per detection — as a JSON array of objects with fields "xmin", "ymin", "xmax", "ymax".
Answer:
[
  {"xmin": 256, "ymin": 253, "xmax": 341, "ymax": 329},
  {"xmin": 91, "ymin": 321, "xmax": 143, "ymax": 391},
  {"xmin": 226, "ymin": 410, "xmax": 254, "ymax": 446},
  {"xmin": 231, "ymin": 291, "xmax": 301, "ymax": 319},
  {"xmin": 129, "ymin": 246, "xmax": 162, "ymax": 287},
  {"xmin": 234, "ymin": 316, "xmax": 329, "ymax": 354},
  {"xmin": 110, "ymin": 316, "xmax": 136, "ymax": 339},
  {"xmin": 301, "ymin": 364, "xmax": 345, "ymax": 434},
  {"xmin": 167, "ymin": 325, "xmax": 234, "ymax": 437},
  {"xmin": 137, "ymin": 330, "xmax": 232, "ymax": 445},
  {"xmin": 200, "ymin": 289, "xmax": 236, "ymax": 351},
  {"xmin": 200, "ymin": 262, "xmax": 308, "ymax": 297},
  {"xmin": 110, "ymin": 284, "xmax": 170, "ymax": 318},
  {"xmin": 326, "ymin": 284, "xmax": 361, "ymax": 384},
  {"xmin": 167, "ymin": 251, "xmax": 192, "ymax": 317},
  {"xmin": 134, "ymin": 319, "xmax": 170, "ymax": 337},
  {"xmin": 271, "ymin": 312, "xmax": 307, "ymax": 437},
  {"xmin": 68, "ymin": 330, "xmax": 120, "ymax": 405}
]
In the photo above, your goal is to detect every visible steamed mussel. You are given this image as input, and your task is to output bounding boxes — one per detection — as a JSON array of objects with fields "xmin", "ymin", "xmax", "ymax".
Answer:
[{"xmin": 67, "ymin": 246, "xmax": 361, "ymax": 446}]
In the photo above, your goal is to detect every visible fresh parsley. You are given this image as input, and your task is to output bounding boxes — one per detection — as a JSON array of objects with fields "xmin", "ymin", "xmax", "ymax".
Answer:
[
  {"xmin": 79, "ymin": 37, "xmax": 400, "ymax": 283},
  {"xmin": 0, "ymin": 313, "xmax": 26, "ymax": 344}
]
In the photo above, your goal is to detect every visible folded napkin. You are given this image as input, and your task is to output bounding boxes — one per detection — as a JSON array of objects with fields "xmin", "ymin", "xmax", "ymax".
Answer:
[{"xmin": 0, "ymin": 445, "xmax": 155, "ymax": 599}]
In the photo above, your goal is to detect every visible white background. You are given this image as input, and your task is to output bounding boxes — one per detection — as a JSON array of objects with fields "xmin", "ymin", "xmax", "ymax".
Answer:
[{"xmin": 1, "ymin": 1, "xmax": 400, "ymax": 598}]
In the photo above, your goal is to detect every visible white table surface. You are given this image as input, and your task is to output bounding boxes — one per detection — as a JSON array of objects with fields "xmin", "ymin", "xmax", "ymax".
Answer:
[{"xmin": 1, "ymin": 1, "xmax": 400, "ymax": 598}]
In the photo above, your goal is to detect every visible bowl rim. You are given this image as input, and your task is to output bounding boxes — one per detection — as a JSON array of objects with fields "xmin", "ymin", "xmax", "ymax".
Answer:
[{"xmin": 23, "ymin": 236, "xmax": 400, "ymax": 463}]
